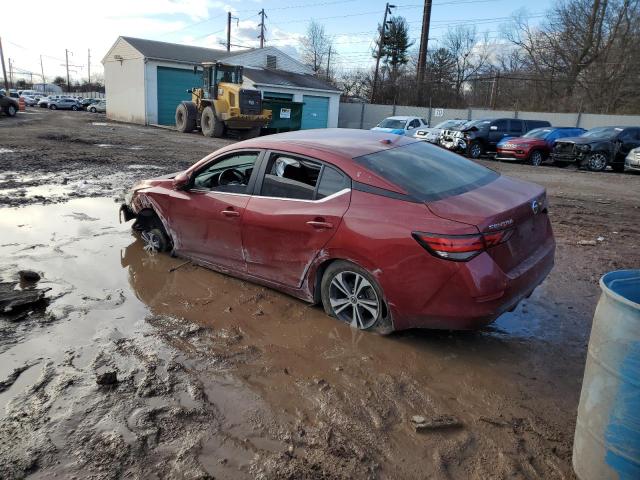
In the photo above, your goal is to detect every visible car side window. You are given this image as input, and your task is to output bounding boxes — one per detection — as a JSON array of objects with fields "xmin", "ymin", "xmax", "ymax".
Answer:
[
  {"xmin": 409, "ymin": 119, "xmax": 420, "ymax": 129},
  {"xmin": 617, "ymin": 129, "xmax": 636, "ymax": 142},
  {"xmin": 492, "ymin": 119, "xmax": 508, "ymax": 131},
  {"xmin": 509, "ymin": 120, "xmax": 524, "ymax": 134},
  {"xmin": 192, "ymin": 151, "xmax": 260, "ymax": 193},
  {"xmin": 260, "ymin": 153, "xmax": 322, "ymax": 200},
  {"xmin": 317, "ymin": 166, "xmax": 350, "ymax": 199}
]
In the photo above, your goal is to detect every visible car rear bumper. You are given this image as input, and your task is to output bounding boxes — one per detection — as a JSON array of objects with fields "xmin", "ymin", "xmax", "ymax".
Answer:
[{"xmin": 391, "ymin": 234, "xmax": 555, "ymax": 331}]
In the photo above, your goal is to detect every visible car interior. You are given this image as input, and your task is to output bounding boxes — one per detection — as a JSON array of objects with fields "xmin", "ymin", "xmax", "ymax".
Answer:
[
  {"xmin": 192, "ymin": 153, "xmax": 258, "ymax": 193},
  {"xmin": 260, "ymin": 155, "xmax": 321, "ymax": 200}
]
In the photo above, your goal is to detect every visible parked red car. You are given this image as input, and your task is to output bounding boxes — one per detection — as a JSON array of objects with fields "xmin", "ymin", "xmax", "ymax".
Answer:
[
  {"xmin": 495, "ymin": 127, "xmax": 586, "ymax": 165},
  {"xmin": 121, "ymin": 129, "xmax": 555, "ymax": 333}
]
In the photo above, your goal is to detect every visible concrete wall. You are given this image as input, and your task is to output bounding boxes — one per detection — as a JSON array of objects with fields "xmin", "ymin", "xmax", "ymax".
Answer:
[
  {"xmin": 339, "ymin": 103, "xmax": 640, "ymax": 130},
  {"xmin": 103, "ymin": 39, "xmax": 146, "ymax": 124}
]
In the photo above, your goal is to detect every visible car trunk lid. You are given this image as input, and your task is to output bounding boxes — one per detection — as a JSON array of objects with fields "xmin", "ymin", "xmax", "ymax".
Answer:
[{"xmin": 426, "ymin": 176, "xmax": 549, "ymax": 272}]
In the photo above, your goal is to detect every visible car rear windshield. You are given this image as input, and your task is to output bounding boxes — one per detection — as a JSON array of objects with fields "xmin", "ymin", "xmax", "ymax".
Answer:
[{"xmin": 354, "ymin": 142, "xmax": 499, "ymax": 202}]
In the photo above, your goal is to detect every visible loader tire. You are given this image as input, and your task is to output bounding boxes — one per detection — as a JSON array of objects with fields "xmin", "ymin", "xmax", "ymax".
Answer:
[
  {"xmin": 176, "ymin": 101, "xmax": 197, "ymax": 133},
  {"xmin": 201, "ymin": 106, "xmax": 225, "ymax": 138}
]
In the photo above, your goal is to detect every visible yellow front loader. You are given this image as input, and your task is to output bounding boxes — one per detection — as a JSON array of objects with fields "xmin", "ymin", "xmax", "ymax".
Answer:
[{"xmin": 176, "ymin": 62, "xmax": 271, "ymax": 138}]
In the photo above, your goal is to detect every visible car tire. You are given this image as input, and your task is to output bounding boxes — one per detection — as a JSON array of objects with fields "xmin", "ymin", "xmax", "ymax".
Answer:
[
  {"xmin": 586, "ymin": 152, "xmax": 608, "ymax": 172},
  {"xmin": 50, "ymin": 104, "xmax": 57, "ymax": 110},
  {"xmin": 201, "ymin": 106, "xmax": 225, "ymax": 138},
  {"xmin": 468, "ymin": 141, "xmax": 484, "ymax": 159},
  {"xmin": 529, "ymin": 150, "xmax": 544, "ymax": 166},
  {"xmin": 72, "ymin": 105, "xmax": 78, "ymax": 111},
  {"xmin": 5, "ymin": 104, "xmax": 17, "ymax": 117},
  {"xmin": 321, "ymin": 260, "xmax": 393, "ymax": 334},
  {"xmin": 89, "ymin": 107, "xmax": 96, "ymax": 113},
  {"xmin": 176, "ymin": 101, "xmax": 198, "ymax": 133}
]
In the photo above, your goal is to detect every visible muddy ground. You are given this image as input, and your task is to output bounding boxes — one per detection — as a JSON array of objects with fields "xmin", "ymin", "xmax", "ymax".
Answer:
[{"xmin": 0, "ymin": 109, "xmax": 638, "ymax": 479}]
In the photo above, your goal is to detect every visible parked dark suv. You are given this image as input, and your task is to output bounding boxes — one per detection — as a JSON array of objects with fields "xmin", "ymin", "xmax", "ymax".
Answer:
[
  {"xmin": 440, "ymin": 118, "xmax": 552, "ymax": 158},
  {"xmin": 551, "ymin": 126, "xmax": 640, "ymax": 172}
]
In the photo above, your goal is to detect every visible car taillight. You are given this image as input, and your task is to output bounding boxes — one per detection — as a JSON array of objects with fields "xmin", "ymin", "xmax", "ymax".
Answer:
[{"xmin": 412, "ymin": 230, "xmax": 514, "ymax": 261}]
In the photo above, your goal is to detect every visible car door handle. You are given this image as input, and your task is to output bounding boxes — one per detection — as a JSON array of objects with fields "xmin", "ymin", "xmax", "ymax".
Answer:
[
  {"xmin": 306, "ymin": 220, "xmax": 333, "ymax": 229},
  {"xmin": 221, "ymin": 209, "xmax": 240, "ymax": 217}
]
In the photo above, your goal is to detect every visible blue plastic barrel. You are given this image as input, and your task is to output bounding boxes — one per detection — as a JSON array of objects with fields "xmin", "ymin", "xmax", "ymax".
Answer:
[{"xmin": 573, "ymin": 270, "xmax": 640, "ymax": 480}]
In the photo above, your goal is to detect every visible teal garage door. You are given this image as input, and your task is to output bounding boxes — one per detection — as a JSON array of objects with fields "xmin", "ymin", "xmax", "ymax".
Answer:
[
  {"xmin": 301, "ymin": 95, "xmax": 329, "ymax": 129},
  {"xmin": 156, "ymin": 66, "xmax": 199, "ymax": 125}
]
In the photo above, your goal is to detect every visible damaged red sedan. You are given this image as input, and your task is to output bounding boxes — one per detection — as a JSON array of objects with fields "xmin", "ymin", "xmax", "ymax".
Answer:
[{"xmin": 121, "ymin": 129, "xmax": 555, "ymax": 333}]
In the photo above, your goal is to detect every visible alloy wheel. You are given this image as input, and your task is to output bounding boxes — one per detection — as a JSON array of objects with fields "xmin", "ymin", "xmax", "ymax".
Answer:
[
  {"xmin": 470, "ymin": 143, "xmax": 482, "ymax": 158},
  {"xmin": 141, "ymin": 230, "xmax": 161, "ymax": 254},
  {"xmin": 8, "ymin": 105, "xmax": 16, "ymax": 116},
  {"xmin": 588, "ymin": 153, "xmax": 607, "ymax": 171},
  {"xmin": 530, "ymin": 151, "xmax": 543, "ymax": 166},
  {"xmin": 329, "ymin": 271, "xmax": 380, "ymax": 329}
]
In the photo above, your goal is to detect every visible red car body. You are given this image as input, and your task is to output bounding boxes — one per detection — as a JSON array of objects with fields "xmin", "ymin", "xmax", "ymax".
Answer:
[
  {"xmin": 496, "ymin": 137, "xmax": 549, "ymax": 161},
  {"xmin": 123, "ymin": 129, "xmax": 555, "ymax": 332}
]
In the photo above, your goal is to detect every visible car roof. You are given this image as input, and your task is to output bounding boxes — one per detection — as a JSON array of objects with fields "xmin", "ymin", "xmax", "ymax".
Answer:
[{"xmin": 383, "ymin": 116, "xmax": 416, "ymax": 121}]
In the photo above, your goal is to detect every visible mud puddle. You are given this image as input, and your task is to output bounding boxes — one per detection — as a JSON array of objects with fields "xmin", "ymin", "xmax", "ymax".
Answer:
[{"xmin": 0, "ymin": 196, "xmax": 584, "ymax": 478}]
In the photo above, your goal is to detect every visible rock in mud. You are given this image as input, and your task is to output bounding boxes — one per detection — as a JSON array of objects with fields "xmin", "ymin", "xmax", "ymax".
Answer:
[
  {"xmin": 96, "ymin": 371, "xmax": 118, "ymax": 386},
  {"xmin": 411, "ymin": 414, "xmax": 462, "ymax": 431},
  {"xmin": 18, "ymin": 270, "xmax": 41, "ymax": 283}
]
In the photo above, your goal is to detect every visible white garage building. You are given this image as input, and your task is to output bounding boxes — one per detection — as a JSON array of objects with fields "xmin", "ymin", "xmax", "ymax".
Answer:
[{"xmin": 102, "ymin": 36, "xmax": 341, "ymax": 129}]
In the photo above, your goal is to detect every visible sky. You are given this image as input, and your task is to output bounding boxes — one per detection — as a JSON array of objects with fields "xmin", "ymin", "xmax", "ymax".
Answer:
[{"xmin": 1, "ymin": 0, "xmax": 555, "ymax": 85}]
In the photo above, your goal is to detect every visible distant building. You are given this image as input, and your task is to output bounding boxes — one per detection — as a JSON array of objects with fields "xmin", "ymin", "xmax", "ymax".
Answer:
[
  {"xmin": 32, "ymin": 83, "xmax": 63, "ymax": 94},
  {"xmin": 102, "ymin": 36, "xmax": 341, "ymax": 128}
]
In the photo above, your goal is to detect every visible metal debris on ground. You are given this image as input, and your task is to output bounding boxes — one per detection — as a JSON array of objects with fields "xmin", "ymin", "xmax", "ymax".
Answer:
[{"xmin": 411, "ymin": 414, "xmax": 462, "ymax": 431}]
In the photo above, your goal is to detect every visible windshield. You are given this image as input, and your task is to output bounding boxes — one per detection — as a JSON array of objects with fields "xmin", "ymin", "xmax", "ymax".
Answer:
[
  {"xmin": 461, "ymin": 119, "xmax": 490, "ymax": 130},
  {"xmin": 523, "ymin": 128, "xmax": 553, "ymax": 139},
  {"xmin": 582, "ymin": 127, "xmax": 622, "ymax": 139},
  {"xmin": 377, "ymin": 119, "xmax": 406, "ymax": 129},
  {"xmin": 354, "ymin": 142, "xmax": 499, "ymax": 201}
]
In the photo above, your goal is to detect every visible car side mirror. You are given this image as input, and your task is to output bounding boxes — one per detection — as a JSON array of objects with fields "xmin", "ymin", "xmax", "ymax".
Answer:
[
  {"xmin": 173, "ymin": 172, "xmax": 190, "ymax": 190},
  {"xmin": 490, "ymin": 125, "xmax": 498, "ymax": 131},
  {"xmin": 407, "ymin": 125, "xmax": 414, "ymax": 130}
]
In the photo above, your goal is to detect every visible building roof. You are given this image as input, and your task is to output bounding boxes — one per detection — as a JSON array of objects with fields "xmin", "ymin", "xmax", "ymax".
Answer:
[
  {"xmin": 244, "ymin": 67, "xmax": 340, "ymax": 92},
  {"xmin": 121, "ymin": 36, "xmax": 235, "ymax": 64}
]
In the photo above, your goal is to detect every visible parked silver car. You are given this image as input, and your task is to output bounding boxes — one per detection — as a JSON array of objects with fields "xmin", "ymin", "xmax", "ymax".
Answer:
[
  {"xmin": 20, "ymin": 95, "xmax": 38, "ymax": 107},
  {"xmin": 49, "ymin": 98, "xmax": 82, "ymax": 111},
  {"xmin": 88, "ymin": 100, "xmax": 106, "ymax": 113},
  {"xmin": 625, "ymin": 147, "xmax": 640, "ymax": 172},
  {"xmin": 413, "ymin": 119, "xmax": 468, "ymax": 144}
]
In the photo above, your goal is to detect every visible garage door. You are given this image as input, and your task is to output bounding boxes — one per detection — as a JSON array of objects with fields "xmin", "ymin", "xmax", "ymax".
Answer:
[
  {"xmin": 301, "ymin": 95, "xmax": 329, "ymax": 129},
  {"xmin": 156, "ymin": 66, "xmax": 199, "ymax": 126}
]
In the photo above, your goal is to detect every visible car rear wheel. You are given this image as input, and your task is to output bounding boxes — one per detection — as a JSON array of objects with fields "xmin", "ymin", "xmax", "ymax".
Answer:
[
  {"xmin": 468, "ymin": 141, "xmax": 483, "ymax": 159},
  {"xmin": 89, "ymin": 107, "xmax": 96, "ymax": 113},
  {"xmin": 586, "ymin": 152, "xmax": 608, "ymax": 172},
  {"xmin": 72, "ymin": 105, "xmax": 78, "ymax": 111},
  {"xmin": 50, "ymin": 104, "xmax": 57, "ymax": 110},
  {"xmin": 529, "ymin": 150, "xmax": 544, "ymax": 166},
  {"xmin": 321, "ymin": 261, "xmax": 392, "ymax": 334}
]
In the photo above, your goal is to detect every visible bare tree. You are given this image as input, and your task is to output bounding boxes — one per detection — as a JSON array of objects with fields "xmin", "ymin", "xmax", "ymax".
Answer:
[
  {"xmin": 443, "ymin": 25, "xmax": 490, "ymax": 100},
  {"xmin": 301, "ymin": 21, "xmax": 332, "ymax": 75}
]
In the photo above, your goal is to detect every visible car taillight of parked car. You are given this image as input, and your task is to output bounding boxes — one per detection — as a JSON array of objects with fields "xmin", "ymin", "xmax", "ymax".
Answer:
[{"xmin": 412, "ymin": 230, "xmax": 514, "ymax": 261}]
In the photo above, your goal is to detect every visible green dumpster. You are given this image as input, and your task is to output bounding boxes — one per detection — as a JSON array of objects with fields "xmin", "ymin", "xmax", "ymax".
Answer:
[{"xmin": 262, "ymin": 99, "xmax": 303, "ymax": 134}]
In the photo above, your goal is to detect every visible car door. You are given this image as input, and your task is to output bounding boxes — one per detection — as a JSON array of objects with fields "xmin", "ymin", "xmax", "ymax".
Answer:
[
  {"xmin": 241, "ymin": 151, "xmax": 351, "ymax": 288},
  {"xmin": 166, "ymin": 150, "xmax": 263, "ymax": 272},
  {"xmin": 615, "ymin": 128, "xmax": 640, "ymax": 162},
  {"xmin": 488, "ymin": 119, "xmax": 509, "ymax": 148}
]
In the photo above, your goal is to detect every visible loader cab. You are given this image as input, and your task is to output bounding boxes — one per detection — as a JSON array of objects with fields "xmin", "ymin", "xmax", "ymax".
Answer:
[{"xmin": 201, "ymin": 62, "xmax": 243, "ymax": 100}]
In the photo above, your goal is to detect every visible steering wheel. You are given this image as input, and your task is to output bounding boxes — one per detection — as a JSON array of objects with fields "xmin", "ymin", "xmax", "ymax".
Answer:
[{"xmin": 218, "ymin": 168, "xmax": 245, "ymax": 186}]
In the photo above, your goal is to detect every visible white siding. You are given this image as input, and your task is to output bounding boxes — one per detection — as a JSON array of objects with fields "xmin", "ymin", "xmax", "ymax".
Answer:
[
  {"xmin": 225, "ymin": 47, "xmax": 313, "ymax": 75},
  {"xmin": 103, "ymin": 38, "xmax": 146, "ymax": 124}
]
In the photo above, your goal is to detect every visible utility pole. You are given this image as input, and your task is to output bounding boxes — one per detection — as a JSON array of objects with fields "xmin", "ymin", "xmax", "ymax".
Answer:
[
  {"xmin": 326, "ymin": 45, "xmax": 332, "ymax": 81},
  {"xmin": 490, "ymin": 72, "xmax": 499, "ymax": 110},
  {"xmin": 258, "ymin": 9, "xmax": 267, "ymax": 48},
  {"xmin": 87, "ymin": 49, "xmax": 91, "ymax": 85},
  {"xmin": 8, "ymin": 58, "xmax": 13, "ymax": 88},
  {"xmin": 65, "ymin": 49, "xmax": 71, "ymax": 92},
  {"xmin": 371, "ymin": 3, "xmax": 395, "ymax": 103},
  {"xmin": 40, "ymin": 55, "xmax": 45, "ymax": 84},
  {"xmin": 0, "ymin": 37, "xmax": 8, "ymax": 90},
  {"xmin": 416, "ymin": 0, "xmax": 432, "ymax": 83},
  {"xmin": 227, "ymin": 12, "xmax": 232, "ymax": 51}
]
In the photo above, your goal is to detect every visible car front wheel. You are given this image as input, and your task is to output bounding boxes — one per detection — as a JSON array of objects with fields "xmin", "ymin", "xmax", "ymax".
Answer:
[
  {"xmin": 321, "ymin": 261, "xmax": 392, "ymax": 334},
  {"xmin": 468, "ymin": 141, "xmax": 483, "ymax": 159},
  {"xmin": 72, "ymin": 105, "xmax": 78, "ymax": 111},
  {"xmin": 89, "ymin": 107, "xmax": 96, "ymax": 113},
  {"xmin": 529, "ymin": 150, "xmax": 544, "ymax": 166},
  {"xmin": 6, "ymin": 104, "xmax": 17, "ymax": 116},
  {"xmin": 50, "ymin": 104, "xmax": 57, "ymax": 110},
  {"xmin": 586, "ymin": 152, "xmax": 608, "ymax": 172}
]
